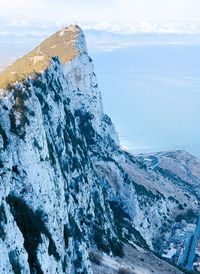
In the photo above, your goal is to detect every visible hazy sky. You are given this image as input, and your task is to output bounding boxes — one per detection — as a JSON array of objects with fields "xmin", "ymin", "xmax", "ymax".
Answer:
[
  {"xmin": 0, "ymin": 0, "xmax": 200, "ymax": 34},
  {"xmin": 1, "ymin": 0, "xmax": 200, "ymax": 23}
]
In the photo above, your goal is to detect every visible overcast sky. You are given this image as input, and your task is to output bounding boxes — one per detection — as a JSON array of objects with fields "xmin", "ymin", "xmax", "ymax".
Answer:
[
  {"xmin": 0, "ymin": 0, "xmax": 200, "ymax": 33},
  {"xmin": 1, "ymin": 0, "xmax": 200, "ymax": 21}
]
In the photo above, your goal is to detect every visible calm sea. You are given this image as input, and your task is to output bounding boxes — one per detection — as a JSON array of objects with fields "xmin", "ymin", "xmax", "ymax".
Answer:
[{"xmin": 91, "ymin": 45, "xmax": 200, "ymax": 158}]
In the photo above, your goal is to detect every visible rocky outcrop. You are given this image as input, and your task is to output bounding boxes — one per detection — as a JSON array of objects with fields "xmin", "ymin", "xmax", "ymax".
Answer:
[{"xmin": 0, "ymin": 25, "xmax": 199, "ymax": 273}]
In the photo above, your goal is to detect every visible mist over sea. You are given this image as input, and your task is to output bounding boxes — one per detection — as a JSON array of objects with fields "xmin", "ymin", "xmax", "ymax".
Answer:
[{"xmin": 91, "ymin": 45, "xmax": 200, "ymax": 158}]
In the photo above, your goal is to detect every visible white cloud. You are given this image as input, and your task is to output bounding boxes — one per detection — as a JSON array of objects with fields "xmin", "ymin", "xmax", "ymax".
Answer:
[{"xmin": 0, "ymin": 0, "xmax": 200, "ymax": 32}]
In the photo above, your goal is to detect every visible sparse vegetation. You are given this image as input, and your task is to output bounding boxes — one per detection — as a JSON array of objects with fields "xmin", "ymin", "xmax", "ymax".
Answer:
[
  {"xmin": 175, "ymin": 209, "xmax": 198, "ymax": 222},
  {"xmin": 88, "ymin": 251, "xmax": 102, "ymax": 265},
  {"xmin": 109, "ymin": 201, "xmax": 149, "ymax": 250},
  {"xmin": 63, "ymin": 224, "xmax": 70, "ymax": 248},
  {"xmin": 75, "ymin": 110, "xmax": 96, "ymax": 145},
  {"xmin": 8, "ymin": 87, "xmax": 32, "ymax": 137},
  {"xmin": 0, "ymin": 204, "xmax": 7, "ymax": 240},
  {"xmin": 0, "ymin": 26, "xmax": 80, "ymax": 89},
  {"xmin": 178, "ymin": 204, "xmax": 184, "ymax": 210},
  {"xmin": 93, "ymin": 225, "xmax": 110, "ymax": 254},
  {"xmin": 118, "ymin": 267, "xmax": 135, "ymax": 274},
  {"xmin": 9, "ymin": 250, "xmax": 21, "ymax": 274},
  {"xmin": 46, "ymin": 136, "xmax": 56, "ymax": 165},
  {"xmin": 6, "ymin": 195, "xmax": 60, "ymax": 273},
  {"xmin": 0, "ymin": 124, "xmax": 8, "ymax": 149}
]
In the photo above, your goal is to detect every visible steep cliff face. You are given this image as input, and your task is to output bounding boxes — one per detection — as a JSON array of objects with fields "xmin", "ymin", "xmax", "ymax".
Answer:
[{"xmin": 0, "ymin": 25, "xmax": 199, "ymax": 274}]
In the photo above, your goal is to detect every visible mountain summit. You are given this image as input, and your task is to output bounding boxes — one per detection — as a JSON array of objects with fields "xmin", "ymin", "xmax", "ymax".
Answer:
[
  {"xmin": 0, "ymin": 25, "xmax": 87, "ymax": 89},
  {"xmin": 0, "ymin": 26, "xmax": 199, "ymax": 274}
]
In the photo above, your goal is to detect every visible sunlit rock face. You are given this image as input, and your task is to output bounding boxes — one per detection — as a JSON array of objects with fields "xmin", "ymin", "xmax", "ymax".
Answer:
[{"xmin": 0, "ymin": 25, "xmax": 199, "ymax": 274}]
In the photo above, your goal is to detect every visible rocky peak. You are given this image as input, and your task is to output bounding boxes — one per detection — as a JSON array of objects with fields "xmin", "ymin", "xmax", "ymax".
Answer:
[
  {"xmin": 0, "ymin": 25, "xmax": 87, "ymax": 90},
  {"xmin": 0, "ymin": 25, "xmax": 198, "ymax": 274},
  {"xmin": 60, "ymin": 24, "xmax": 88, "ymax": 54}
]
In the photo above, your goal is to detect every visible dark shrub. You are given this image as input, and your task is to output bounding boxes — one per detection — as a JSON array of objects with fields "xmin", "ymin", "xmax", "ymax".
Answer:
[
  {"xmin": 9, "ymin": 250, "xmax": 21, "ymax": 274},
  {"xmin": 118, "ymin": 267, "xmax": 136, "ymax": 274},
  {"xmin": 88, "ymin": 251, "xmax": 102, "ymax": 265},
  {"xmin": 7, "ymin": 195, "xmax": 60, "ymax": 273}
]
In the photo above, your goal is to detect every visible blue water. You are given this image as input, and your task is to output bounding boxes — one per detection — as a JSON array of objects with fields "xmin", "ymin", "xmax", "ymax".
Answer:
[{"xmin": 91, "ymin": 45, "xmax": 200, "ymax": 158}]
